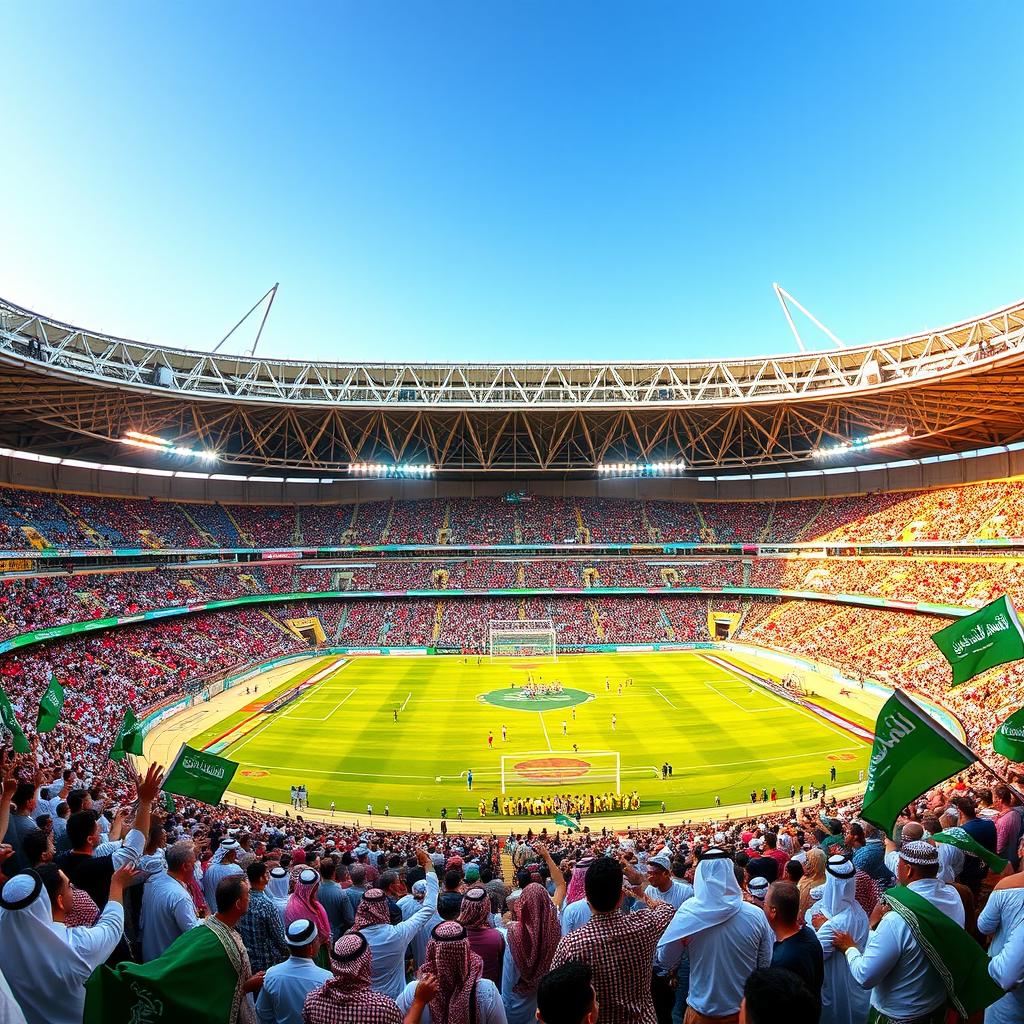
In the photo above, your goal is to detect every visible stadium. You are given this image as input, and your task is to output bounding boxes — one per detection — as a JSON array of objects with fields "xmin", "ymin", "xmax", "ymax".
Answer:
[
  {"xmin": 3, "ymin": 9, "xmax": 1024, "ymax": 1024},
  {"xmin": 0, "ymin": 291, "xmax": 1021, "ymax": 829}
]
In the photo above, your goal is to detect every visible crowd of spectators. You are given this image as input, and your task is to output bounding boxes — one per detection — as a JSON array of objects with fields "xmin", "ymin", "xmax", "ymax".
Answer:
[
  {"xmin": 2, "ymin": 695, "xmax": 1023, "ymax": 1024},
  {"xmin": 6, "ymin": 482, "xmax": 1024, "ymax": 550}
]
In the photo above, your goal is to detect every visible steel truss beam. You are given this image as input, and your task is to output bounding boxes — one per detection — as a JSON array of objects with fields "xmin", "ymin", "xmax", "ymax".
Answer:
[
  {"xmin": 3, "ymin": 295, "xmax": 1024, "ymax": 471},
  {"xmin": 2, "ymin": 295, "xmax": 1024, "ymax": 410}
]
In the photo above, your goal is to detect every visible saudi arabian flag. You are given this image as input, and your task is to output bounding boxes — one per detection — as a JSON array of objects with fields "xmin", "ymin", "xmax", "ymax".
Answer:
[
  {"xmin": 993, "ymin": 706, "xmax": 1024, "ymax": 763},
  {"xmin": 554, "ymin": 812, "xmax": 581, "ymax": 831},
  {"xmin": 109, "ymin": 708, "xmax": 145, "ymax": 763},
  {"xmin": 931, "ymin": 595, "xmax": 1024, "ymax": 686},
  {"xmin": 933, "ymin": 827, "xmax": 1008, "ymax": 875},
  {"xmin": 35, "ymin": 676, "xmax": 65, "ymax": 734},
  {"xmin": 84, "ymin": 920, "xmax": 242, "ymax": 1024},
  {"xmin": 861, "ymin": 690, "xmax": 977, "ymax": 834},
  {"xmin": 162, "ymin": 744, "xmax": 238, "ymax": 805},
  {"xmin": 0, "ymin": 686, "xmax": 30, "ymax": 754}
]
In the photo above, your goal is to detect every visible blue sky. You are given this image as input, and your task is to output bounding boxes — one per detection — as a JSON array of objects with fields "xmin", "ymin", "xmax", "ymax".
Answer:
[{"xmin": 1, "ymin": 3, "xmax": 1022, "ymax": 363}]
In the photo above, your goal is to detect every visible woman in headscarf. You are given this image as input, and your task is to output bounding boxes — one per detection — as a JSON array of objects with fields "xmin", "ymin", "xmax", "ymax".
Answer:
[
  {"xmin": 302, "ymin": 931, "xmax": 402, "ymax": 1024},
  {"xmin": 808, "ymin": 855, "xmax": 870, "ymax": 1024},
  {"xmin": 500, "ymin": 883, "xmax": 559, "ymax": 1024},
  {"xmin": 559, "ymin": 855, "xmax": 593, "ymax": 935},
  {"xmin": 285, "ymin": 867, "xmax": 331, "ymax": 967},
  {"xmin": 798, "ymin": 847, "xmax": 827, "ymax": 920},
  {"xmin": 458, "ymin": 887, "xmax": 504, "ymax": 989},
  {"xmin": 396, "ymin": 921, "xmax": 506, "ymax": 1024}
]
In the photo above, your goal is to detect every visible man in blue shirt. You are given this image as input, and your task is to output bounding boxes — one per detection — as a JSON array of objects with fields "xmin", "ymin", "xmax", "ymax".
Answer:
[{"xmin": 255, "ymin": 917, "xmax": 331, "ymax": 1024}]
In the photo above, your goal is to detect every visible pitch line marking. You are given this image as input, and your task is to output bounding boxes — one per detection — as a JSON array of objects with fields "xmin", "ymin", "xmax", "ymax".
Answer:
[
  {"xmin": 653, "ymin": 688, "xmax": 680, "ymax": 710},
  {"xmin": 703, "ymin": 681, "xmax": 786, "ymax": 713},
  {"xmin": 289, "ymin": 688, "xmax": 356, "ymax": 722},
  {"xmin": 228, "ymin": 661, "xmax": 351, "ymax": 755},
  {"xmin": 236, "ymin": 745, "xmax": 863, "ymax": 784},
  {"xmin": 279, "ymin": 660, "xmax": 351, "ymax": 721},
  {"xmin": 400, "ymin": 692, "xmax": 412, "ymax": 712},
  {"xmin": 710, "ymin": 658, "xmax": 868, "ymax": 744},
  {"xmin": 538, "ymin": 713, "xmax": 552, "ymax": 751}
]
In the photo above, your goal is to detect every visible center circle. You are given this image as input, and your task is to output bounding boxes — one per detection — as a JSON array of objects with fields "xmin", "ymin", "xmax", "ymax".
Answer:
[{"xmin": 480, "ymin": 686, "xmax": 594, "ymax": 711}]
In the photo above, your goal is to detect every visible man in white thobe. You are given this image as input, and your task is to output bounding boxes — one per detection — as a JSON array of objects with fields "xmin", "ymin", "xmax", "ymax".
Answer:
[
  {"xmin": 656, "ymin": 848, "xmax": 774, "ymax": 1020},
  {"xmin": 0, "ymin": 863, "xmax": 134, "ymax": 1024},
  {"xmin": 203, "ymin": 837, "xmax": 244, "ymax": 910},
  {"xmin": 140, "ymin": 839, "xmax": 202, "ymax": 961},
  {"xmin": 832, "ymin": 840, "xmax": 964, "ymax": 1024},
  {"xmin": 809, "ymin": 854, "xmax": 871, "ymax": 1024}
]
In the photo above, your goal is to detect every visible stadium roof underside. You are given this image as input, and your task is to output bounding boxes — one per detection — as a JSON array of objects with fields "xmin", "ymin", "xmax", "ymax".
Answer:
[{"xmin": 2, "ymin": 295, "xmax": 1024, "ymax": 473}]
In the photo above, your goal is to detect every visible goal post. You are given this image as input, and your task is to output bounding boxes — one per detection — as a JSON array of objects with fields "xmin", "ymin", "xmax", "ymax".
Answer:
[
  {"xmin": 499, "ymin": 750, "xmax": 620, "ymax": 793},
  {"xmin": 488, "ymin": 619, "xmax": 557, "ymax": 661}
]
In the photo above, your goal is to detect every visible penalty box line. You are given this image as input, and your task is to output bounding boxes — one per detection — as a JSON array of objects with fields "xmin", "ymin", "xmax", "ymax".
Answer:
[
  {"xmin": 703, "ymin": 681, "xmax": 787, "ymax": 713},
  {"xmin": 229, "ymin": 660, "xmax": 352, "ymax": 755}
]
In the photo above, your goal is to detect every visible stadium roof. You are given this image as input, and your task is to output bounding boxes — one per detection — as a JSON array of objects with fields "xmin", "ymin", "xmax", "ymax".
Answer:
[{"xmin": 2, "ymin": 294, "xmax": 1024, "ymax": 473}]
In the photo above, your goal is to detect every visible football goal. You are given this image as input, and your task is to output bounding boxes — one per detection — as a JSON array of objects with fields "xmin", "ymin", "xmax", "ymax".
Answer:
[{"xmin": 488, "ymin": 619, "xmax": 557, "ymax": 661}]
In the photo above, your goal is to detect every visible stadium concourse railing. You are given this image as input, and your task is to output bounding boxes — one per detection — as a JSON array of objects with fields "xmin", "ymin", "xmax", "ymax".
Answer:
[{"xmin": 0, "ymin": 585, "xmax": 977, "ymax": 657}]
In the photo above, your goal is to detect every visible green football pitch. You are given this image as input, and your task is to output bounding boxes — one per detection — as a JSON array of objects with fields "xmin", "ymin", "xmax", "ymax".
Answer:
[{"xmin": 187, "ymin": 651, "xmax": 877, "ymax": 819}]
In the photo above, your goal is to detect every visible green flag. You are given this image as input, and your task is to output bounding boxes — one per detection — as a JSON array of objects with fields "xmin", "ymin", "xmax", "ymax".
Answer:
[
  {"xmin": 0, "ymin": 686, "xmax": 30, "ymax": 754},
  {"xmin": 931, "ymin": 594, "xmax": 1024, "ymax": 686},
  {"xmin": 162, "ymin": 791, "xmax": 177, "ymax": 814},
  {"xmin": 35, "ymin": 675, "xmax": 65, "ymax": 734},
  {"xmin": 861, "ymin": 689, "xmax": 977, "ymax": 834},
  {"xmin": 84, "ymin": 920, "xmax": 241, "ymax": 1024},
  {"xmin": 109, "ymin": 708, "xmax": 145, "ymax": 763},
  {"xmin": 993, "ymin": 706, "xmax": 1024, "ymax": 762},
  {"xmin": 162, "ymin": 744, "xmax": 238, "ymax": 805},
  {"xmin": 884, "ymin": 886, "xmax": 1003, "ymax": 1016},
  {"xmin": 554, "ymin": 812, "xmax": 581, "ymax": 831},
  {"xmin": 933, "ymin": 827, "xmax": 1008, "ymax": 875}
]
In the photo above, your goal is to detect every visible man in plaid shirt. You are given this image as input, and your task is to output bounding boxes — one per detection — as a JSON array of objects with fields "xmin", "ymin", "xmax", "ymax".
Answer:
[{"xmin": 550, "ymin": 854, "xmax": 675, "ymax": 1024}]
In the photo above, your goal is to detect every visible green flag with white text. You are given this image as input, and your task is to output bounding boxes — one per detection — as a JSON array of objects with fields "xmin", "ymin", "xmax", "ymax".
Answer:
[
  {"xmin": 993, "ymin": 706, "xmax": 1024, "ymax": 763},
  {"xmin": 0, "ymin": 686, "xmax": 30, "ymax": 754},
  {"xmin": 554, "ymin": 812, "xmax": 581, "ymax": 831},
  {"xmin": 861, "ymin": 690, "xmax": 977, "ymax": 834},
  {"xmin": 162, "ymin": 744, "xmax": 238, "ymax": 805},
  {"xmin": 36, "ymin": 676, "xmax": 65, "ymax": 734},
  {"xmin": 931, "ymin": 595, "xmax": 1024, "ymax": 686},
  {"xmin": 109, "ymin": 708, "xmax": 145, "ymax": 763}
]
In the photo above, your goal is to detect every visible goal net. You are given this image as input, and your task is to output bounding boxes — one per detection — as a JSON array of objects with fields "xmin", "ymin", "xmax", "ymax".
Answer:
[
  {"xmin": 488, "ymin": 619, "xmax": 557, "ymax": 661},
  {"xmin": 499, "ymin": 750, "xmax": 620, "ymax": 793}
]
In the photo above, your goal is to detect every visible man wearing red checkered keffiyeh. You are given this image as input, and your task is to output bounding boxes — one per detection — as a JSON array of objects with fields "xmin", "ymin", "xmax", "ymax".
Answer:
[
  {"xmin": 302, "ymin": 931, "xmax": 401, "ymax": 1024},
  {"xmin": 422, "ymin": 921, "xmax": 483, "ymax": 1024},
  {"xmin": 353, "ymin": 888, "xmax": 391, "ymax": 930},
  {"xmin": 507, "ymin": 882, "xmax": 560, "ymax": 995}
]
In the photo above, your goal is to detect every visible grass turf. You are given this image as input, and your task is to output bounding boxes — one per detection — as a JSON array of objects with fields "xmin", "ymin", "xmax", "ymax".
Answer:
[{"xmin": 193, "ymin": 651, "xmax": 876, "ymax": 818}]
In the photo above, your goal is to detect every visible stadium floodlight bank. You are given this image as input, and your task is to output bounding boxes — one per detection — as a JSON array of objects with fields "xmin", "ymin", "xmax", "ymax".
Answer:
[
  {"xmin": 499, "ymin": 750, "xmax": 621, "ymax": 794},
  {"xmin": 488, "ymin": 619, "xmax": 557, "ymax": 661}
]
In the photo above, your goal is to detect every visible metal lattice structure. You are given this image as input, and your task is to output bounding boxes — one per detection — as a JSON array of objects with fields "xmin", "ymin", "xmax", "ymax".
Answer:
[{"xmin": 2, "ymin": 294, "xmax": 1024, "ymax": 472}]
